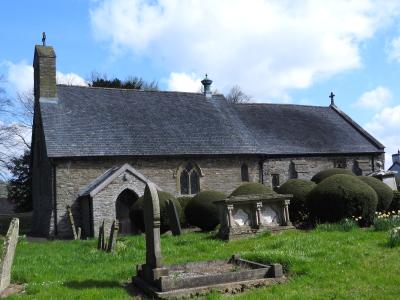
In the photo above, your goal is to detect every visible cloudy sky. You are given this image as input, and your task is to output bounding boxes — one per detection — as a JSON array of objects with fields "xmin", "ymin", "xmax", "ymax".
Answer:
[{"xmin": 0, "ymin": 0, "xmax": 400, "ymax": 167}]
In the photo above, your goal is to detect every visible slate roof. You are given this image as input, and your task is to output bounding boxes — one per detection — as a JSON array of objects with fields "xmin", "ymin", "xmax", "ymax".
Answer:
[
  {"xmin": 389, "ymin": 161, "xmax": 400, "ymax": 173},
  {"xmin": 39, "ymin": 85, "xmax": 384, "ymax": 158}
]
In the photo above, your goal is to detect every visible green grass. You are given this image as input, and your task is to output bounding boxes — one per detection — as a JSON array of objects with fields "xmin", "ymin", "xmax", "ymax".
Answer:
[{"xmin": 4, "ymin": 228, "xmax": 400, "ymax": 299}]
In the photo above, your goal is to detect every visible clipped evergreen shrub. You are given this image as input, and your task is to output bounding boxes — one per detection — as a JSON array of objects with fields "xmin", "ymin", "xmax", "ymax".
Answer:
[
  {"xmin": 184, "ymin": 191, "xmax": 225, "ymax": 231},
  {"xmin": 177, "ymin": 196, "xmax": 192, "ymax": 213},
  {"xmin": 390, "ymin": 190, "xmax": 400, "ymax": 211},
  {"xmin": 230, "ymin": 182, "xmax": 276, "ymax": 197},
  {"xmin": 277, "ymin": 179, "xmax": 316, "ymax": 223},
  {"xmin": 176, "ymin": 196, "xmax": 193, "ymax": 226},
  {"xmin": 311, "ymin": 168, "xmax": 355, "ymax": 184},
  {"xmin": 358, "ymin": 176, "xmax": 393, "ymax": 212},
  {"xmin": 130, "ymin": 191, "xmax": 183, "ymax": 233},
  {"xmin": 307, "ymin": 174, "xmax": 378, "ymax": 225}
]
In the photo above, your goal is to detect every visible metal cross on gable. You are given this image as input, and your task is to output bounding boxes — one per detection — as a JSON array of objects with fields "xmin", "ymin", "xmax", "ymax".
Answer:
[
  {"xmin": 42, "ymin": 32, "xmax": 46, "ymax": 46},
  {"xmin": 329, "ymin": 92, "xmax": 335, "ymax": 105}
]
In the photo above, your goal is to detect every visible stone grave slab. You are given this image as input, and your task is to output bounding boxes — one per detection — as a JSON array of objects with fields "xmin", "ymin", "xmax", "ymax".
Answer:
[{"xmin": 132, "ymin": 183, "xmax": 286, "ymax": 299}]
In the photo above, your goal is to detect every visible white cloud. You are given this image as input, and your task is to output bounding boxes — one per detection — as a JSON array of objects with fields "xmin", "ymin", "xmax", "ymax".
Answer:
[
  {"xmin": 56, "ymin": 72, "xmax": 87, "ymax": 86},
  {"xmin": 90, "ymin": 0, "xmax": 400, "ymax": 100},
  {"xmin": 3, "ymin": 61, "xmax": 87, "ymax": 95},
  {"xmin": 355, "ymin": 86, "xmax": 392, "ymax": 110},
  {"xmin": 388, "ymin": 36, "xmax": 400, "ymax": 62},
  {"xmin": 3, "ymin": 61, "xmax": 33, "ymax": 94},
  {"xmin": 167, "ymin": 72, "xmax": 202, "ymax": 92},
  {"xmin": 365, "ymin": 105, "xmax": 400, "ymax": 167}
]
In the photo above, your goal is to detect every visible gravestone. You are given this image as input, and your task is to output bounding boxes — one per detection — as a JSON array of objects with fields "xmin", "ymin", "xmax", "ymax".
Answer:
[
  {"xmin": 133, "ymin": 184, "xmax": 286, "ymax": 298},
  {"xmin": 107, "ymin": 220, "xmax": 119, "ymax": 252},
  {"xmin": 0, "ymin": 218, "xmax": 19, "ymax": 294},
  {"xmin": 166, "ymin": 199, "xmax": 182, "ymax": 236},
  {"xmin": 97, "ymin": 220, "xmax": 105, "ymax": 250},
  {"xmin": 66, "ymin": 205, "xmax": 81, "ymax": 240},
  {"xmin": 137, "ymin": 182, "xmax": 169, "ymax": 283}
]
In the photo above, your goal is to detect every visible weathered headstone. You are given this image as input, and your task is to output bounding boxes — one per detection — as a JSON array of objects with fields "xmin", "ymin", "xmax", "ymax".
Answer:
[
  {"xmin": 0, "ymin": 218, "xmax": 19, "ymax": 294},
  {"xmin": 166, "ymin": 199, "xmax": 182, "ymax": 236},
  {"xmin": 97, "ymin": 220, "xmax": 105, "ymax": 250},
  {"xmin": 66, "ymin": 205, "xmax": 81, "ymax": 240},
  {"xmin": 137, "ymin": 183, "xmax": 168, "ymax": 282},
  {"xmin": 107, "ymin": 220, "xmax": 119, "ymax": 252}
]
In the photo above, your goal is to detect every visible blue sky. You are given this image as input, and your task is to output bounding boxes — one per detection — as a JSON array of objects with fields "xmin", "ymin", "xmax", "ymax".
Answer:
[{"xmin": 1, "ymin": 0, "xmax": 400, "ymax": 166}]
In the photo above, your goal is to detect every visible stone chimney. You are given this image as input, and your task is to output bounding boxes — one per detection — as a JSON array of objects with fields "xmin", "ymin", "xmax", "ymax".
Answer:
[
  {"xmin": 33, "ymin": 33, "xmax": 56, "ymax": 100},
  {"xmin": 393, "ymin": 150, "xmax": 400, "ymax": 165},
  {"xmin": 201, "ymin": 74, "xmax": 213, "ymax": 98}
]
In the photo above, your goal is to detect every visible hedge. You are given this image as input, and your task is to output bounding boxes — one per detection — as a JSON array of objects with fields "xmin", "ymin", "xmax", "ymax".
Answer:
[
  {"xmin": 277, "ymin": 179, "xmax": 316, "ymax": 223},
  {"xmin": 230, "ymin": 182, "xmax": 276, "ymax": 197},
  {"xmin": 311, "ymin": 168, "xmax": 355, "ymax": 184},
  {"xmin": 184, "ymin": 191, "xmax": 225, "ymax": 231},
  {"xmin": 390, "ymin": 190, "xmax": 400, "ymax": 211},
  {"xmin": 307, "ymin": 174, "xmax": 378, "ymax": 225},
  {"xmin": 130, "ymin": 191, "xmax": 183, "ymax": 233},
  {"xmin": 358, "ymin": 176, "xmax": 393, "ymax": 212}
]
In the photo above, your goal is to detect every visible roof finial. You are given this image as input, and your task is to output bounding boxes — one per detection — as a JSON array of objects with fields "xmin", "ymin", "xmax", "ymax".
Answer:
[
  {"xmin": 329, "ymin": 92, "xmax": 335, "ymax": 106},
  {"xmin": 201, "ymin": 73, "xmax": 213, "ymax": 98},
  {"xmin": 42, "ymin": 32, "xmax": 46, "ymax": 46}
]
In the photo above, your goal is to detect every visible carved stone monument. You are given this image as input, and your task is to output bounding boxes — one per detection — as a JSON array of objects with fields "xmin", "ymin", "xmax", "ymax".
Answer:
[
  {"xmin": 136, "ymin": 183, "xmax": 169, "ymax": 283},
  {"xmin": 0, "ymin": 218, "xmax": 19, "ymax": 294},
  {"xmin": 166, "ymin": 199, "xmax": 181, "ymax": 236},
  {"xmin": 214, "ymin": 193, "xmax": 293, "ymax": 240},
  {"xmin": 133, "ymin": 183, "xmax": 286, "ymax": 299}
]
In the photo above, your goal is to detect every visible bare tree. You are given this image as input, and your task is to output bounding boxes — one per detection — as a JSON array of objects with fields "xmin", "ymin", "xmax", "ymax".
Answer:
[
  {"xmin": 225, "ymin": 85, "xmax": 251, "ymax": 104},
  {"xmin": 0, "ymin": 75, "xmax": 33, "ymax": 179}
]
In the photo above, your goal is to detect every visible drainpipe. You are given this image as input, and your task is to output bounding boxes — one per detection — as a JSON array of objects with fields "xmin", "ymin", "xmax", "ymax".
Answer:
[{"xmin": 51, "ymin": 160, "xmax": 58, "ymax": 236}]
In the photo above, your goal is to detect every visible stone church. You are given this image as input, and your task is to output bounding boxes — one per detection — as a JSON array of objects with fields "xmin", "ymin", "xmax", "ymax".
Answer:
[{"xmin": 31, "ymin": 42, "xmax": 385, "ymax": 238}]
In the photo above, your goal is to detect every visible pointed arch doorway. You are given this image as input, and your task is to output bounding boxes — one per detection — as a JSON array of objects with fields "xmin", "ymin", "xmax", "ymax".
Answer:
[{"xmin": 116, "ymin": 189, "xmax": 138, "ymax": 235}]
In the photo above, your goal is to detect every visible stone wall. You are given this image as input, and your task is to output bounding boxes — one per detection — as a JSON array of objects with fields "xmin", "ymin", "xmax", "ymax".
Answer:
[
  {"xmin": 262, "ymin": 154, "xmax": 382, "ymax": 187},
  {"xmin": 81, "ymin": 170, "xmax": 146, "ymax": 238},
  {"xmin": 54, "ymin": 156, "xmax": 260, "ymax": 237},
  {"xmin": 51, "ymin": 153, "xmax": 382, "ymax": 238},
  {"xmin": 31, "ymin": 107, "xmax": 55, "ymax": 237}
]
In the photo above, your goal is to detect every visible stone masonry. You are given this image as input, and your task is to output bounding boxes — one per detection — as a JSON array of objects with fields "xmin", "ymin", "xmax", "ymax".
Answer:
[{"xmin": 50, "ymin": 153, "xmax": 380, "ymax": 238}]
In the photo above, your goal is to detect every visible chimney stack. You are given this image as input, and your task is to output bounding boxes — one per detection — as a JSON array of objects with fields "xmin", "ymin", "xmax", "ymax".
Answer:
[
  {"xmin": 33, "ymin": 32, "xmax": 57, "ymax": 100},
  {"xmin": 201, "ymin": 74, "xmax": 213, "ymax": 98}
]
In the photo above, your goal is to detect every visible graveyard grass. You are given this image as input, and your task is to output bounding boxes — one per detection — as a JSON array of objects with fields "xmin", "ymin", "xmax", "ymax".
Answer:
[{"xmin": 3, "ymin": 228, "xmax": 400, "ymax": 299}]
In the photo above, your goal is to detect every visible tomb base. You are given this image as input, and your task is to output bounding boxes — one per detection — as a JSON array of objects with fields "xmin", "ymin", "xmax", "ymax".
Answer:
[{"xmin": 132, "ymin": 255, "xmax": 286, "ymax": 299}]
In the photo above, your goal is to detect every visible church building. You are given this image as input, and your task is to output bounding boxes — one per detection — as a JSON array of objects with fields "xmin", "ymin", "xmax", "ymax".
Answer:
[{"xmin": 31, "ymin": 41, "xmax": 385, "ymax": 238}]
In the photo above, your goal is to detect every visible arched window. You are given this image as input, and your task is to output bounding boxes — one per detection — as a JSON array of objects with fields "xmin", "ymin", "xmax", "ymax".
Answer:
[
  {"xmin": 241, "ymin": 163, "xmax": 249, "ymax": 182},
  {"xmin": 179, "ymin": 162, "xmax": 200, "ymax": 195}
]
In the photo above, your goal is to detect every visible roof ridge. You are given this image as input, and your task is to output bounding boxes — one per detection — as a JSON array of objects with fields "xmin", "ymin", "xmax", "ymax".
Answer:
[
  {"xmin": 57, "ymin": 84, "xmax": 225, "ymax": 97},
  {"xmin": 235, "ymin": 102, "xmax": 328, "ymax": 108}
]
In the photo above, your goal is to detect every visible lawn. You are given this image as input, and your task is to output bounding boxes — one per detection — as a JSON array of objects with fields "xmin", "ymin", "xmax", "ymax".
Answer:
[{"xmin": 4, "ymin": 228, "xmax": 400, "ymax": 299}]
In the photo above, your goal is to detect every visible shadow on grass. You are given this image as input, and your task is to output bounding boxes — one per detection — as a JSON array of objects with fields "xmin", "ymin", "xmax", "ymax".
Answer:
[
  {"xmin": 124, "ymin": 283, "xmax": 149, "ymax": 298},
  {"xmin": 64, "ymin": 280, "xmax": 121, "ymax": 289}
]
